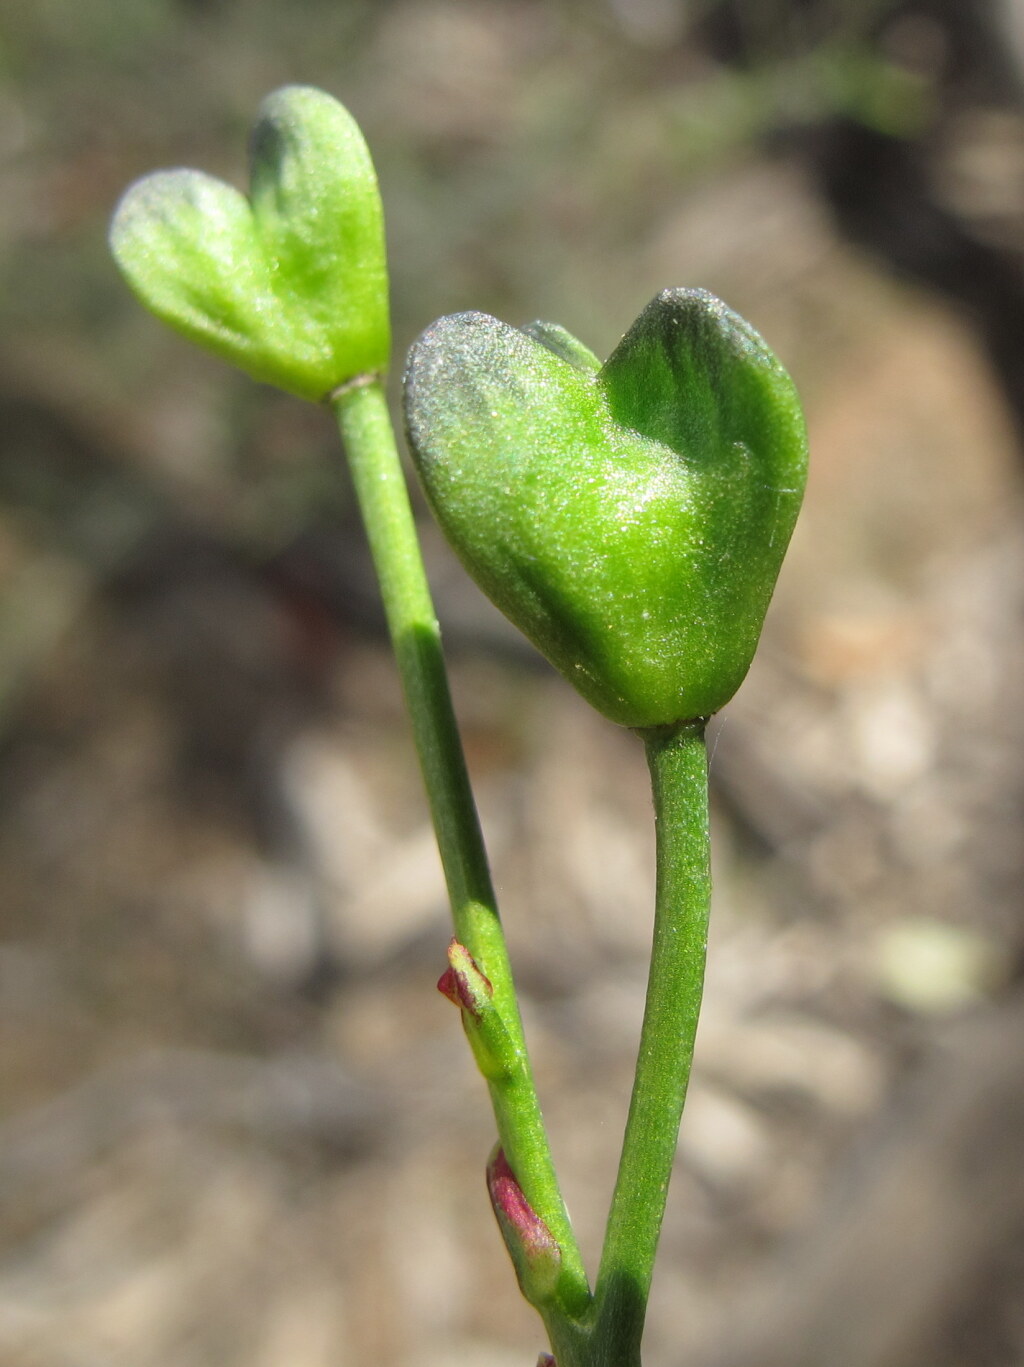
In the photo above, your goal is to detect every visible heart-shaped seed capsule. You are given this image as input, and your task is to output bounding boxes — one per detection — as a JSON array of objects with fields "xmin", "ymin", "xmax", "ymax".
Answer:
[
  {"xmin": 110, "ymin": 86, "xmax": 389, "ymax": 401},
  {"xmin": 404, "ymin": 289, "xmax": 807, "ymax": 728}
]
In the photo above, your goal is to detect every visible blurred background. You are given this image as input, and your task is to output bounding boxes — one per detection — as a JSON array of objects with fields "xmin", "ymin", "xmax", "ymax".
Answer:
[{"xmin": 2, "ymin": 2, "xmax": 1024, "ymax": 1365}]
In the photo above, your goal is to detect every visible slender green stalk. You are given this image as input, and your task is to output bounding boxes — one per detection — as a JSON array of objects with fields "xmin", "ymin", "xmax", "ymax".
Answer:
[
  {"xmin": 331, "ymin": 376, "xmax": 591, "ymax": 1323},
  {"xmin": 591, "ymin": 720, "xmax": 711, "ymax": 1366}
]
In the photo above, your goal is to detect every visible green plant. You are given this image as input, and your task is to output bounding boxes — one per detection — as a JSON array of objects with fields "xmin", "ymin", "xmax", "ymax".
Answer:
[{"xmin": 110, "ymin": 85, "xmax": 807, "ymax": 1367}]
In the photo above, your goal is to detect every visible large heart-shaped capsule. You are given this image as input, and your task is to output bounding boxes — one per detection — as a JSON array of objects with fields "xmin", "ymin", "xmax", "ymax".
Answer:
[
  {"xmin": 404, "ymin": 289, "xmax": 807, "ymax": 728},
  {"xmin": 110, "ymin": 86, "xmax": 389, "ymax": 401}
]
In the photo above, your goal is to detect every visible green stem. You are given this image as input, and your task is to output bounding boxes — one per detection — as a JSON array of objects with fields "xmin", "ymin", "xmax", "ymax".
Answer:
[
  {"xmin": 591, "ymin": 721, "xmax": 711, "ymax": 1366},
  {"xmin": 331, "ymin": 377, "xmax": 591, "ymax": 1323}
]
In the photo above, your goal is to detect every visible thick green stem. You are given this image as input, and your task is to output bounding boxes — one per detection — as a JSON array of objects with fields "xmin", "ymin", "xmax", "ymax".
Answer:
[
  {"xmin": 591, "ymin": 721, "xmax": 711, "ymax": 1366},
  {"xmin": 331, "ymin": 377, "xmax": 590, "ymax": 1323}
]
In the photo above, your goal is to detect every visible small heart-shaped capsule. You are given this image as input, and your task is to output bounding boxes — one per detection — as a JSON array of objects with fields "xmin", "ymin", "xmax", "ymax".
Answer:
[
  {"xmin": 404, "ymin": 289, "xmax": 807, "ymax": 728},
  {"xmin": 110, "ymin": 86, "xmax": 389, "ymax": 400}
]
